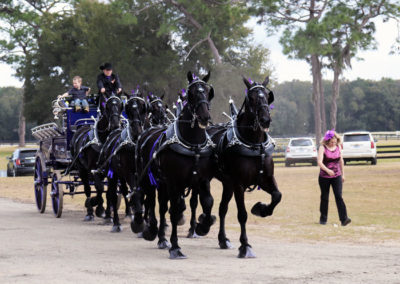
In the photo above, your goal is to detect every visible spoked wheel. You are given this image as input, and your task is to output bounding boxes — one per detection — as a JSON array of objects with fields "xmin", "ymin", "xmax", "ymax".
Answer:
[
  {"xmin": 34, "ymin": 153, "xmax": 47, "ymax": 213},
  {"xmin": 51, "ymin": 171, "xmax": 64, "ymax": 218}
]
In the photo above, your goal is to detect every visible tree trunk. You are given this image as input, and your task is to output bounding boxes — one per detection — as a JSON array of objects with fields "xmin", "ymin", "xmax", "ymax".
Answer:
[
  {"xmin": 207, "ymin": 36, "xmax": 222, "ymax": 64},
  {"xmin": 330, "ymin": 66, "xmax": 341, "ymax": 130},
  {"xmin": 18, "ymin": 99, "xmax": 26, "ymax": 147},
  {"xmin": 311, "ymin": 54, "xmax": 322, "ymax": 144},
  {"xmin": 318, "ymin": 59, "xmax": 326, "ymax": 131}
]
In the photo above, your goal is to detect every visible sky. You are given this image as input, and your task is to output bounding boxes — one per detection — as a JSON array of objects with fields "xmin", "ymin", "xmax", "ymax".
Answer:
[{"xmin": 0, "ymin": 18, "xmax": 399, "ymax": 87}]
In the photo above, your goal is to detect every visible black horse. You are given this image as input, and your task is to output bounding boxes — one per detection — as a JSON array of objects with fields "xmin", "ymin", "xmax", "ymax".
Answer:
[
  {"xmin": 96, "ymin": 93, "xmax": 148, "ymax": 232},
  {"xmin": 69, "ymin": 94, "xmax": 123, "ymax": 220},
  {"xmin": 136, "ymin": 71, "xmax": 216, "ymax": 259},
  {"xmin": 145, "ymin": 92, "xmax": 168, "ymax": 128},
  {"xmin": 210, "ymin": 76, "xmax": 282, "ymax": 258}
]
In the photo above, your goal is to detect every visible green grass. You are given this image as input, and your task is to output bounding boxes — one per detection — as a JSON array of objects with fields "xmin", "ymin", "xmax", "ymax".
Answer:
[{"xmin": 0, "ymin": 147, "xmax": 14, "ymax": 171}]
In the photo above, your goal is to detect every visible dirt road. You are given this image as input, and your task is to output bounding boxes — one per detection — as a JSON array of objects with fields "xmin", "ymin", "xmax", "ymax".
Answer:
[{"xmin": 0, "ymin": 198, "xmax": 399, "ymax": 283}]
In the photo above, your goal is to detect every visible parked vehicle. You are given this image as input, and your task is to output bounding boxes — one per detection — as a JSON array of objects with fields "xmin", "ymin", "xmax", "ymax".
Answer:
[
  {"xmin": 342, "ymin": 131, "xmax": 377, "ymax": 165},
  {"xmin": 7, "ymin": 148, "xmax": 38, "ymax": 177},
  {"xmin": 285, "ymin": 138, "xmax": 317, "ymax": 167}
]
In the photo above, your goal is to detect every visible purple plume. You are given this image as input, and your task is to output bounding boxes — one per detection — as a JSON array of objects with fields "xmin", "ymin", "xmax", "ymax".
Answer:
[{"xmin": 270, "ymin": 104, "xmax": 275, "ymax": 109}]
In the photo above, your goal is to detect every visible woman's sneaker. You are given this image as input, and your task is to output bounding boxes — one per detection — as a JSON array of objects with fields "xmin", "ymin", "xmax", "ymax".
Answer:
[{"xmin": 341, "ymin": 218, "xmax": 351, "ymax": 226}]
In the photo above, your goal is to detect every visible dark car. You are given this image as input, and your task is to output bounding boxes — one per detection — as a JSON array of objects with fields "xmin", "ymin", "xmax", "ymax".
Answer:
[{"xmin": 6, "ymin": 148, "xmax": 38, "ymax": 177}]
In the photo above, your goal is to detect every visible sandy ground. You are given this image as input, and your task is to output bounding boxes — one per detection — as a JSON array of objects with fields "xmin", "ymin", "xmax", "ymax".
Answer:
[{"xmin": 1, "ymin": 198, "xmax": 399, "ymax": 284}]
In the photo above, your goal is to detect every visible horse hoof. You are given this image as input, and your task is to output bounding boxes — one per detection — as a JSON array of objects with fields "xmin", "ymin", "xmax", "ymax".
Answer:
[
  {"xmin": 84, "ymin": 198, "xmax": 91, "ymax": 208},
  {"xmin": 137, "ymin": 232, "xmax": 143, "ymax": 238},
  {"xmin": 198, "ymin": 213, "xmax": 216, "ymax": 225},
  {"xmin": 142, "ymin": 226, "xmax": 158, "ymax": 241},
  {"xmin": 177, "ymin": 214, "xmax": 186, "ymax": 226},
  {"xmin": 187, "ymin": 229, "xmax": 200, "ymax": 239},
  {"xmin": 195, "ymin": 214, "xmax": 216, "ymax": 236},
  {"xmin": 130, "ymin": 218, "xmax": 145, "ymax": 234},
  {"xmin": 157, "ymin": 240, "xmax": 171, "ymax": 249},
  {"xmin": 95, "ymin": 206, "xmax": 105, "ymax": 218},
  {"xmin": 238, "ymin": 245, "xmax": 256, "ymax": 258},
  {"xmin": 83, "ymin": 214, "xmax": 94, "ymax": 222},
  {"xmin": 195, "ymin": 223, "xmax": 210, "ymax": 236},
  {"xmin": 251, "ymin": 202, "xmax": 272, "ymax": 217},
  {"xmin": 103, "ymin": 217, "xmax": 113, "ymax": 225},
  {"xmin": 169, "ymin": 248, "xmax": 187, "ymax": 259},
  {"xmin": 111, "ymin": 225, "xmax": 122, "ymax": 233},
  {"xmin": 219, "ymin": 239, "xmax": 233, "ymax": 249}
]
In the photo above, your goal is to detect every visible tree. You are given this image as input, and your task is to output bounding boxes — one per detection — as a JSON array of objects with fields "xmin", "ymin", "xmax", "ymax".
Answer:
[
  {"xmin": 319, "ymin": 1, "xmax": 400, "ymax": 129},
  {"xmin": 249, "ymin": 0, "xmax": 330, "ymax": 143},
  {"xmin": 0, "ymin": 0, "xmax": 72, "ymax": 144}
]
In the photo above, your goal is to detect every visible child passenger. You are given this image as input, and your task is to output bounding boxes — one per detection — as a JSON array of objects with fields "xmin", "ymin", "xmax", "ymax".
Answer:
[{"xmin": 59, "ymin": 76, "xmax": 91, "ymax": 112}]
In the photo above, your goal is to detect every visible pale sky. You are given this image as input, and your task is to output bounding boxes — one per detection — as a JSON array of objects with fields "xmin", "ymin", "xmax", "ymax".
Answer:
[{"xmin": 0, "ymin": 18, "xmax": 399, "ymax": 87}]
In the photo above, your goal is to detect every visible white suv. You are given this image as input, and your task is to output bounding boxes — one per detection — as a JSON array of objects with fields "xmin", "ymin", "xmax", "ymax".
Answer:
[
  {"xmin": 342, "ymin": 131, "xmax": 377, "ymax": 165},
  {"xmin": 285, "ymin": 138, "xmax": 317, "ymax": 167}
]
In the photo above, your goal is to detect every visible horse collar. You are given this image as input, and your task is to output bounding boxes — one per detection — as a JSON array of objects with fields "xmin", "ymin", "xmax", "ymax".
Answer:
[
  {"xmin": 227, "ymin": 119, "xmax": 272, "ymax": 150},
  {"xmin": 164, "ymin": 120, "xmax": 215, "ymax": 151}
]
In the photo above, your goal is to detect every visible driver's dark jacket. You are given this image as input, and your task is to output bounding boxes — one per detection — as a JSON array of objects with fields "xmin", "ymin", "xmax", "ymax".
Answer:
[{"xmin": 96, "ymin": 73, "xmax": 122, "ymax": 97}]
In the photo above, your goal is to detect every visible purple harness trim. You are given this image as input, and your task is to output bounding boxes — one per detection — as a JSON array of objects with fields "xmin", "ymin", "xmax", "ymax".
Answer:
[
  {"xmin": 107, "ymin": 137, "xmax": 121, "ymax": 179},
  {"xmin": 148, "ymin": 131, "xmax": 165, "ymax": 186}
]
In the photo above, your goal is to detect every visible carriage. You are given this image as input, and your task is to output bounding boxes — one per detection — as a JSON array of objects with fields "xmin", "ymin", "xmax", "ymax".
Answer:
[{"xmin": 31, "ymin": 94, "xmax": 120, "ymax": 218}]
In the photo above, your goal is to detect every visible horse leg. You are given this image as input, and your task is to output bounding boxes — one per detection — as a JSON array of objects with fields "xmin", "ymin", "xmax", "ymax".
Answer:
[
  {"xmin": 82, "ymin": 171, "xmax": 94, "ymax": 221},
  {"xmin": 157, "ymin": 188, "xmax": 170, "ymax": 249},
  {"xmin": 251, "ymin": 176, "xmax": 282, "ymax": 218},
  {"xmin": 195, "ymin": 181, "xmax": 216, "ymax": 237},
  {"xmin": 168, "ymin": 189, "xmax": 187, "ymax": 259},
  {"xmin": 130, "ymin": 190, "xmax": 145, "ymax": 234},
  {"xmin": 218, "ymin": 182, "xmax": 234, "ymax": 249},
  {"xmin": 108, "ymin": 176, "xmax": 122, "ymax": 232},
  {"xmin": 142, "ymin": 186, "xmax": 158, "ymax": 241},
  {"xmin": 234, "ymin": 186, "xmax": 255, "ymax": 258},
  {"xmin": 122, "ymin": 183, "xmax": 132, "ymax": 218},
  {"xmin": 187, "ymin": 190, "xmax": 199, "ymax": 238},
  {"xmin": 93, "ymin": 172, "xmax": 105, "ymax": 218}
]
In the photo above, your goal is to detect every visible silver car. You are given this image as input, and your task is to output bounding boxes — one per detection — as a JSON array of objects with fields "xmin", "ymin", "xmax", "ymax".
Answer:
[{"xmin": 285, "ymin": 138, "xmax": 317, "ymax": 167}]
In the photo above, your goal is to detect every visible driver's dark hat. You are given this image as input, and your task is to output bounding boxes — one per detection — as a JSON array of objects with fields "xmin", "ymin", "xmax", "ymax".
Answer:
[{"xmin": 100, "ymin": 62, "xmax": 113, "ymax": 70}]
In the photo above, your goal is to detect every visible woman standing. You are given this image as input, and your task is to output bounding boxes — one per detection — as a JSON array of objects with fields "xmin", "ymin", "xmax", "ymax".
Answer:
[{"xmin": 317, "ymin": 130, "xmax": 351, "ymax": 226}]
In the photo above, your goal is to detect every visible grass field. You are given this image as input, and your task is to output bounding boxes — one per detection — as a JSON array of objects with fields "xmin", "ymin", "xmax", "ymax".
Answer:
[{"xmin": 1, "ymin": 159, "xmax": 399, "ymax": 244}]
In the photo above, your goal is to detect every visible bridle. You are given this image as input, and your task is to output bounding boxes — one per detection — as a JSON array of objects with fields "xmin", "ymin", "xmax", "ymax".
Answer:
[
  {"xmin": 186, "ymin": 79, "xmax": 212, "ymax": 128},
  {"xmin": 126, "ymin": 96, "xmax": 147, "ymax": 131},
  {"xmin": 104, "ymin": 95, "xmax": 123, "ymax": 131},
  {"xmin": 148, "ymin": 97, "xmax": 166, "ymax": 125},
  {"xmin": 239, "ymin": 84, "xmax": 271, "ymax": 131}
]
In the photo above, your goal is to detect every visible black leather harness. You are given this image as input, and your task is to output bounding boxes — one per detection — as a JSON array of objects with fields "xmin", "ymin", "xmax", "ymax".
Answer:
[{"xmin": 216, "ymin": 119, "xmax": 275, "ymax": 191}]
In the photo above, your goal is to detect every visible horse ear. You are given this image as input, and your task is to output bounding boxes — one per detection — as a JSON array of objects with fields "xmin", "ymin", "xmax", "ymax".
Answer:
[
  {"xmin": 160, "ymin": 93, "xmax": 165, "ymax": 100},
  {"xmin": 262, "ymin": 76, "xmax": 270, "ymax": 87},
  {"xmin": 268, "ymin": 90, "xmax": 275, "ymax": 105},
  {"xmin": 242, "ymin": 76, "xmax": 252, "ymax": 89},
  {"xmin": 202, "ymin": 70, "xmax": 210, "ymax": 83},
  {"xmin": 187, "ymin": 71, "xmax": 193, "ymax": 83},
  {"xmin": 208, "ymin": 87, "xmax": 214, "ymax": 102}
]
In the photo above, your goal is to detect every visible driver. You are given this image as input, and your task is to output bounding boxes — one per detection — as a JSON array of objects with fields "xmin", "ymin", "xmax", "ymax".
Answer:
[{"xmin": 97, "ymin": 63, "xmax": 122, "ymax": 112}]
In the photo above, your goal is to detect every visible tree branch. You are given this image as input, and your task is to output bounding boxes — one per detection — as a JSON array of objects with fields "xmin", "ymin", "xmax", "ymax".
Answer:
[{"xmin": 184, "ymin": 33, "xmax": 210, "ymax": 61}]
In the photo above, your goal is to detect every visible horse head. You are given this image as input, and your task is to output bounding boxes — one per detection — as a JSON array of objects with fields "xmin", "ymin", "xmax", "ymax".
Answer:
[
  {"xmin": 104, "ymin": 94, "xmax": 123, "ymax": 131},
  {"xmin": 186, "ymin": 71, "xmax": 214, "ymax": 129},
  {"xmin": 125, "ymin": 93, "xmax": 147, "ymax": 139},
  {"xmin": 147, "ymin": 92, "xmax": 167, "ymax": 126},
  {"xmin": 242, "ymin": 76, "xmax": 274, "ymax": 131}
]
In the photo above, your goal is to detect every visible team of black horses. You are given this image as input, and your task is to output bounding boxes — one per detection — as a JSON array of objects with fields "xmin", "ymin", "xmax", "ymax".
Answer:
[{"xmin": 69, "ymin": 71, "xmax": 281, "ymax": 259}]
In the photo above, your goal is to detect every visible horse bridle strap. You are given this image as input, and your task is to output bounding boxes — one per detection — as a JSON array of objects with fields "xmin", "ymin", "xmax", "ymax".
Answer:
[{"xmin": 249, "ymin": 84, "xmax": 267, "ymax": 91}]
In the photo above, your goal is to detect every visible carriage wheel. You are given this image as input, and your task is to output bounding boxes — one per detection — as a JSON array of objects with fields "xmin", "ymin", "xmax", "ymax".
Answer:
[
  {"xmin": 51, "ymin": 171, "xmax": 64, "ymax": 218},
  {"xmin": 34, "ymin": 153, "xmax": 47, "ymax": 213}
]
